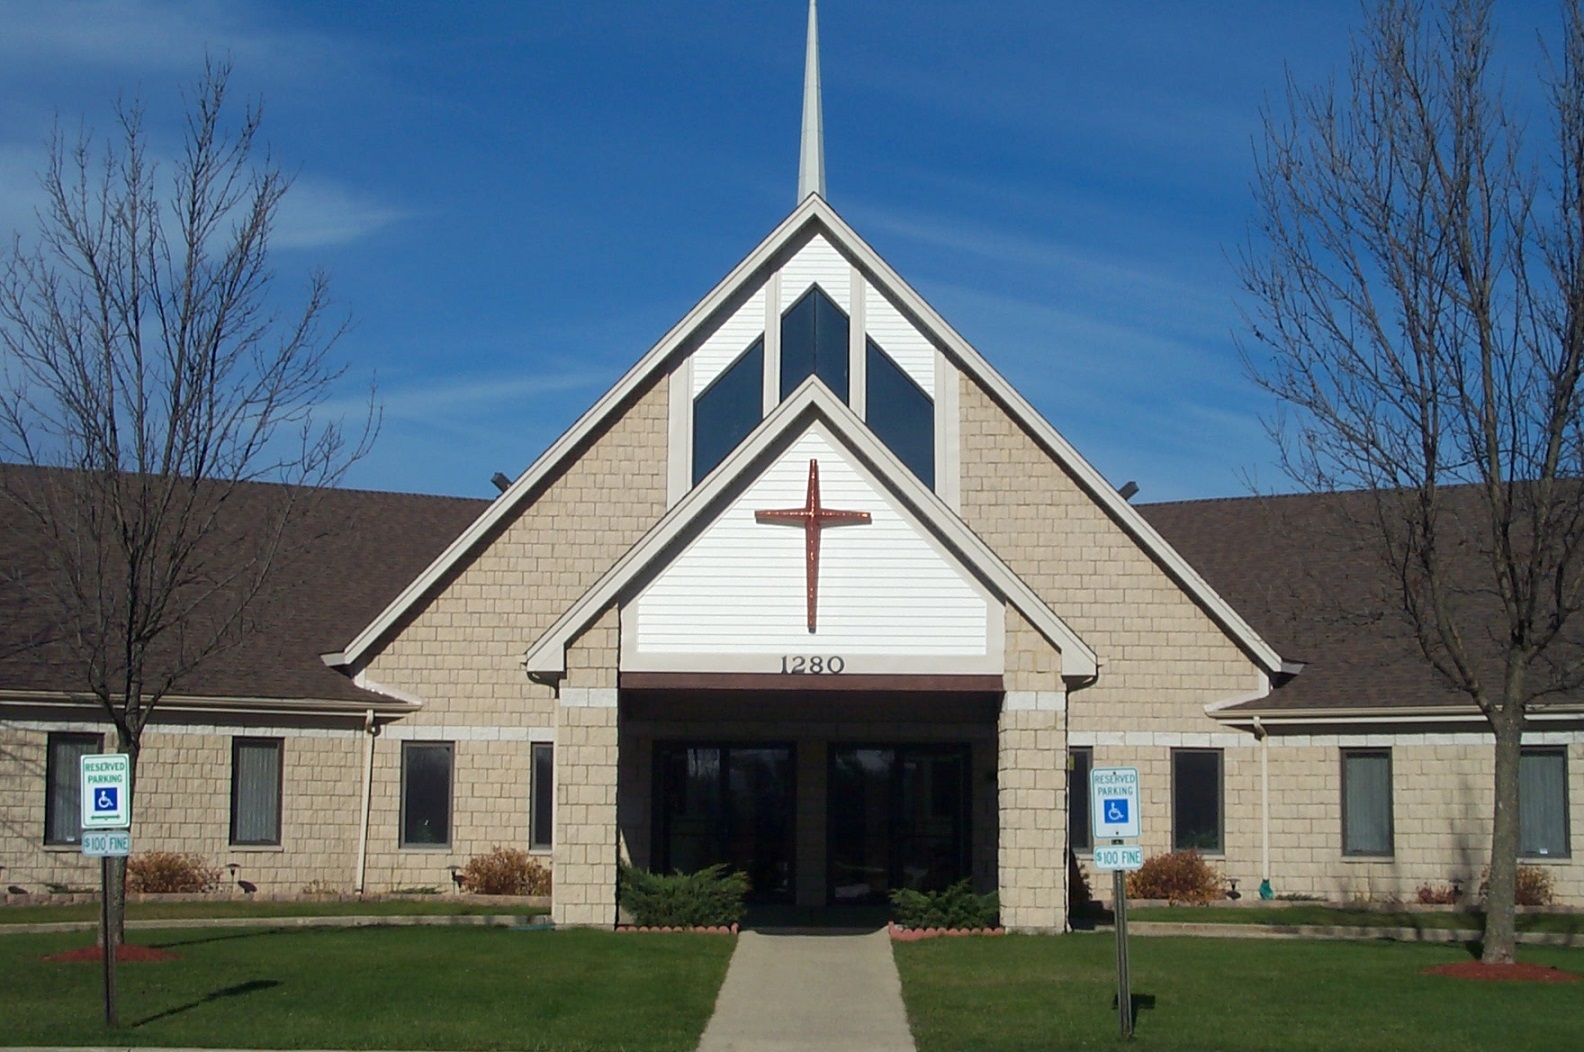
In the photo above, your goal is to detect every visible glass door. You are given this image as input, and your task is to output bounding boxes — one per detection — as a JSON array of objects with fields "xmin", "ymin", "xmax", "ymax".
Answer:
[
  {"xmin": 654, "ymin": 744, "xmax": 795, "ymax": 902},
  {"xmin": 827, "ymin": 744, "xmax": 971, "ymax": 904}
]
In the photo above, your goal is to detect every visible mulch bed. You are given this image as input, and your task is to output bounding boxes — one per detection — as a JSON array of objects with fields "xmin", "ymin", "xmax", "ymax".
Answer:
[
  {"xmin": 43, "ymin": 944, "xmax": 180, "ymax": 963},
  {"xmin": 1422, "ymin": 960, "xmax": 1579, "ymax": 982}
]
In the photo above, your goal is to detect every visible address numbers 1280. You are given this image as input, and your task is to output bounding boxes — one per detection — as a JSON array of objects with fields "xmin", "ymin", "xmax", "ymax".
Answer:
[{"xmin": 779, "ymin": 655, "xmax": 846, "ymax": 674}]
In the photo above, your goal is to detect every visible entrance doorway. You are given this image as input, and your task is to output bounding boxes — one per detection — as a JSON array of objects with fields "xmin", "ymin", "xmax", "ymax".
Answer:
[
  {"xmin": 653, "ymin": 744, "xmax": 795, "ymax": 902},
  {"xmin": 827, "ymin": 744, "xmax": 972, "ymax": 904}
]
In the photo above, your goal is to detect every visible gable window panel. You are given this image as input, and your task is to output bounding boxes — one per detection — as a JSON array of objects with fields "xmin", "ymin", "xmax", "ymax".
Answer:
[
  {"xmin": 531, "ymin": 742, "xmax": 554, "ymax": 851},
  {"xmin": 44, "ymin": 732, "xmax": 102, "ymax": 846},
  {"xmin": 865, "ymin": 339, "xmax": 934, "ymax": 486},
  {"xmin": 1341, "ymin": 749, "xmax": 1393, "ymax": 857},
  {"xmin": 230, "ymin": 738, "xmax": 283, "ymax": 846},
  {"xmin": 401, "ymin": 741, "xmax": 453, "ymax": 848},
  {"xmin": 780, "ymin": 286, "xmax": 849, "ymax": 400},
  {"xmin": 1171, "ymin": 749, "xmax": 1223, "ymax": 854},
  {"xmin": 1520, "ymin": 747, "xmax": 1569, "ymax": 859},
  {"xmin": 1068, "ymin": 746, "xmax": 1093, "ymax": 853},
  {"xmin": 693, "ymin": 339, "xmax": 764, "ymax": 485}
]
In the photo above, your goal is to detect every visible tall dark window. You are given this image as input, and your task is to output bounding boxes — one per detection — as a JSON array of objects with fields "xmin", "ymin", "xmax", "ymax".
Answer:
[
  {"xmin": 780, "ymin": 286, "xmax": 849, "ymax": 399},
  {"xmin": 531, "ymin": 742, "xmax": 554, "ymax": 851},
  {"xmin": 1521, "ymin": 747, "xmax": 1569, "ymax": 858},
  {"xmin": 1068, "ymin": 746, "xmax": 1093, "ymax": 853},
  {"xmin": 1171, "ymin": 749, "xmax": 1223, "ymax": 853},
  {"xmin": 401, "ymin": 741, "xmax": 453, "ymax": 847},
  {"xmin": 1341, "ymin": 749, "xmax": 1393, "ymax": 857},
  {"xmin": 865, "ymin": 339, "xmax": 934, "ymax": 485},
  {"xmin": 230, "ymin": 737, "xmax": 283, "ymax": 846},
  {"xmin": 693, "ymin": 339, "xmax": 763, "ymax": 484},
  {"xmin": 44, "ymin": 733, "xmax": 101, "ymax": 845}
]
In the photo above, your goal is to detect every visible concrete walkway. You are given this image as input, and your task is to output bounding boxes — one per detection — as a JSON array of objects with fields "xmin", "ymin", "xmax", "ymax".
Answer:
[{"xmin": 696, "ymin": 928, "xmax": 916, "ymax": 1052}]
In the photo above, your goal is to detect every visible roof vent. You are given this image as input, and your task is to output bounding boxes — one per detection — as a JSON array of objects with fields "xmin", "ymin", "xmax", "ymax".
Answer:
[
  {"xmin": 1118, "ymin": 481, "xmax": 1139, "ymax": 501},
  {"xmin": 491, "ymin": 472, "xmax": 512, "ymax": 494}
]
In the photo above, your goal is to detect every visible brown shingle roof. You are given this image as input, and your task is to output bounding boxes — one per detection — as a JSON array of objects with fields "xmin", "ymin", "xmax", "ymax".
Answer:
[
  {"xmin": 0, "ymin": 463, "xmax": 487, "ymax": 708},
  {"xmin": 1140, "ymin": 489, "xmax": 1523, "ymax": 714}
]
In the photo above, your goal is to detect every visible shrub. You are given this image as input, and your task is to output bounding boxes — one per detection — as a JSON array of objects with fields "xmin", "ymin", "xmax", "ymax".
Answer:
[
  {"xmin": 890, "ymin": 879, "xmax": 1000, "ymax": 930},
  {"xmin": 1415, "ymin": 882, "xmax": 1461, "ymax": 905},
  {"xmin": 1479, "ymin": 865, "xmax": 1555, "ymax": 907},
  {"xmin": 618, "ymin": 863, "xmax": 749, "ymax": 927},
  {"xmin": 458, "ymin": 847, "xmax": 552, "ymax": 895},
  {"xmin": 125, "ymin": 851, "xmax": 222, "ymax": 894},
  {"xmin": 1125, "ymin": 850, "xmax": 1224, "ymax": 905}
]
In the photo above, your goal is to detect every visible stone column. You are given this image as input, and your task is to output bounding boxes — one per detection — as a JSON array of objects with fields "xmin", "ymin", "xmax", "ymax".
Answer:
[
  {"xmin": 998, "ymin": 694, "xmax": 1066, "ymax": 931},
  {"xmin": 552, "ymin": 606, "xmax": 621, "ymax": 927},
  {"xmin": 553, "ymin": 689, "xmax": 618, "ymax": 926}
]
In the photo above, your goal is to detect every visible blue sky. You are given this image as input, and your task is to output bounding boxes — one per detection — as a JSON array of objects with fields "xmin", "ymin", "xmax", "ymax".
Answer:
[{"xmin": 0, "ymin": 1, "xmax": 1564, "ymax": 501}]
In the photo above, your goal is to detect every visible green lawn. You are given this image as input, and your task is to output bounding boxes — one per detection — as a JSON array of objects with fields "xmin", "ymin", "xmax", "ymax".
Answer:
[
  {"xmin": 1124, "ymin": 904, "xmax": 1584, "ymax": 934},
  {"xmin": 2, "ymin": 925, "xmax": 733, "ymax": 1050},
  {"xmin": 895, "ymin": 934, "xmax": 1584, "ymax": 1052},
  {"xmin": 0, "ymin": 897, "xmax": 548, "ymax": 925}
]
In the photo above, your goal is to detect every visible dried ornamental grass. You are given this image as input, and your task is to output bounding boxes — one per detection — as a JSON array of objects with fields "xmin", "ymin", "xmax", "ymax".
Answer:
[
  {"xmin": 126, "ymin": 851, "xmax": 223, "ymax": 893},
  {"xmin": 1125, "ymin": 849, "xmax": 1225, "ymax": 905},
  {"xmin": 458, "ymin": 847, "xmax": 551, "ymax": 895}
]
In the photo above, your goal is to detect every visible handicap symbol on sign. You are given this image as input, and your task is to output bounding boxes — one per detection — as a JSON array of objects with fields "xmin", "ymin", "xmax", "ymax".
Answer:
[
  {"xmin": 1104, "ymin": 798, "xmax": 1129, "ymax": 825},
  {"xmin": 94, "ymin": 787, "xmax": 118, "ymax": 813}
]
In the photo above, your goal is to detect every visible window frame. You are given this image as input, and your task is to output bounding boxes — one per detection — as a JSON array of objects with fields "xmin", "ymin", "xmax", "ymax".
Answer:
[
  {"xmin": 1520, "ymin": 746, "xmax": 1571, "ymax": 860},
  {"xmin": 779, "ymin": 284, "xmax": 850, "ymax": 400},
  {"xmin": 691, "ymin": 337, "xmax": 765, "ymax": 485},
  {"xmin": 1170, "ymin": 748, "xmax": 1224, "ymax": 855},
  {"xmin": 44, "ymin": 732, "xmax": 103, "ymax": 846},
  {"xmin": 1340, "ymin": 748, "xmax": 1394, "ymax": 858},
  {"xmin": 229, "ymin": 737, "xmax": 284, "ymax": 847},
  {"xmin": 864, "ymin": 337, "xmax": 935, "ymax": 486},
  {"xmin": 400, "ymin": 740, "xmax": 454, "ymax": 849},
  {"xmin": 530, "ymin": 741, "xmax": 554, "ymax": 852}
]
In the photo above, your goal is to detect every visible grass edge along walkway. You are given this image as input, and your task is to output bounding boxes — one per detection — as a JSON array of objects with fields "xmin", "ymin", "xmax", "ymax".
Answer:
[
  {"xmin": 2, "ymin": 924, "xmax": 734, "ymax": 1051},
  {"xmin": 895, "ymin": 933, "xmax": 1584, "ymax": 1052}
]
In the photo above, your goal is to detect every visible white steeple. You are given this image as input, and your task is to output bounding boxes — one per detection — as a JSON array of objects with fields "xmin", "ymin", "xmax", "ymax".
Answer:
[{"xmin": 798, "ymin": 0, "xmax": 825, "ymax": 201}]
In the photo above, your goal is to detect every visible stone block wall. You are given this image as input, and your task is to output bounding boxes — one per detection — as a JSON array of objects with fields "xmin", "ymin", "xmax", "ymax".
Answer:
[{"xmin": 1, "ymin": 720, "xmax": 364, "ymax": 895}]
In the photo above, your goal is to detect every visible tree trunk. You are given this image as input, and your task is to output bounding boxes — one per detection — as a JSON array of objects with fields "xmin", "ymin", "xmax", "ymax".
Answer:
[{"xmin": 1482, "ymin": 708, "xmax": 1523, "ymax": 964}]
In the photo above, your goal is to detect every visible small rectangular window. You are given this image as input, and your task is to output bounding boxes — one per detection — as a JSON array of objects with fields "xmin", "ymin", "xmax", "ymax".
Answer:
[
  {"xmin": 1520, "ymin": 747, "xmax": 1570, "ymax": 859},
  {"xmin": 1341, "ymin": 749, "xmax": 1393, "ymax": 857},
  {"xmin": 401, "ymin": 741, "xmax": 453, "ymax": 847},
  {"xmin": 45, "ymin": 733, "xmax": 102, "ymax": 845},
  {"xmin": 1172, "ymin": 749, "xmax": 1223, "ymax": 853},
  {"xmin": 531, "ymin": 742, "xmax": 554, "ymax": 851},
  {"xmin": 1067, "ymin": 747, "xmax": 1093, "ymax": 853},
  {"xmin": 230, "ymin": 738, "xmax": 283, "ymax": 846}
]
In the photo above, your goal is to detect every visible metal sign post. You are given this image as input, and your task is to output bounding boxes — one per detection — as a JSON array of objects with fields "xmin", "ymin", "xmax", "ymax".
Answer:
[
  {"xmin": 1113, "ymin": 865, "xmax": 1132, "ymax": 1040},
  {"xmin": 1090, "ymin": 767, "xmax": 1142, "ymax": 1041},
  {"xmin": 82, "ymin": 753, "xmax": 131, "ymax": 1028}
]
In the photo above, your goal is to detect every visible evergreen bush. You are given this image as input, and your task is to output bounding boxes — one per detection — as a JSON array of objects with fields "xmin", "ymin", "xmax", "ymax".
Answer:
[
  {"xmin": 617, "ymin": 863, "xmax": 750, "ymax": 927},
  {"xmin": 889, "ymin": 879, "xmax": 1000, "ymax": 929}
]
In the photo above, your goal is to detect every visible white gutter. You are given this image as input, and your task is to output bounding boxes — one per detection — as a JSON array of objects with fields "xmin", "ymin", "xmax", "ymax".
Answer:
[
  {"xmin": 354, "ymin": 709, "xmax": 377, "ymax": 895},
  {"xmin": 1253, "ymin": 716, "xmax": 1270, "ymax": 887}
]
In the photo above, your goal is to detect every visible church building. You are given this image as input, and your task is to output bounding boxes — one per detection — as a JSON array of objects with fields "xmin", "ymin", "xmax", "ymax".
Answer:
[{"xmin": 2, "ymin": 3, "xmax": 1580, "ymax": 929}]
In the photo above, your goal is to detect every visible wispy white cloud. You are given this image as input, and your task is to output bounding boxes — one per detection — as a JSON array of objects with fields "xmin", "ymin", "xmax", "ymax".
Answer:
[
  {"xmin": 326, "ymin": 369, "xmax": 610, "ymax": 431},
  {"xmin": 0, "ymin": 0, "xmax": 351, "ymax": 80},
  {"xmin": 272, "ymin": 178, "xmax": 411, "ymax": 250}
]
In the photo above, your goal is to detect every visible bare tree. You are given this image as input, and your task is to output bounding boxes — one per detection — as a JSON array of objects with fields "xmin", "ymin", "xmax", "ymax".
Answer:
[
  {"xmin": 0, "ymin": 60, "xmax": 374, "ymax": 1018},
  {"xmin": 1240, "ymin": 0, "xmax": 1584, "ymax": 964}
]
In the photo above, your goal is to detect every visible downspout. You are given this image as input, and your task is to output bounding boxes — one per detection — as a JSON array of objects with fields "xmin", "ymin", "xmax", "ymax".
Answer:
[
  {"xmin": 355, "ymin": 709, "xmax": 377, "ymax": 896},
  {"xmin": 1253, "ymin": 715, "xmax": 1270, "ymax": 893}
]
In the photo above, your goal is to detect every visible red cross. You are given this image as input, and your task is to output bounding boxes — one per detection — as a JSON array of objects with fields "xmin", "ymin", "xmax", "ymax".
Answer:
[{"xmin": 755, "ymin": 459, "xmax": 871, "ymax": 632}]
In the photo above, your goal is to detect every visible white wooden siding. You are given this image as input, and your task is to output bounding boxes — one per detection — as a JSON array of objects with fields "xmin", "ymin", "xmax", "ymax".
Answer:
[
  {"xmin": 864, "ymin": 286, "xmax": 935, "ymax": 397},
  {"xmin": 632, "ymin": 430, "xmax": 989, "ymax": 656},
  {"xmin": 692, "ymin": 286, "xmax": 767, "ymax": 396},
  {"xmin": 778, "ymin": 235, "xmax": 851, "ymax": 314}
]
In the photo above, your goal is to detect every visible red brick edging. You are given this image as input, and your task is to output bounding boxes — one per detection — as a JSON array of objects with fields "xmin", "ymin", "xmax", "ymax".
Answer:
[
  {"xmin": 888, "ymin": 921, "xmax": 1006, "ymax": 941},
  {"xmin": 615, "ymin": 923, "xmax": 739, "ymax": 934}
]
